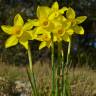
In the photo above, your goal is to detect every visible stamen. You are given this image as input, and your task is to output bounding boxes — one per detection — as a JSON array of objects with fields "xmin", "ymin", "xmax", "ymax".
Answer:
[
  {"xmin": 58, "ymin": 29, "xmax": 63, "ymax": 34},
  {"xmin": 43, "ymin": 21, "xmax": 48, "ymax": 26},
  {"xmin": 12, "ymin": 26, "xmax": 21, "ymax": 35}
]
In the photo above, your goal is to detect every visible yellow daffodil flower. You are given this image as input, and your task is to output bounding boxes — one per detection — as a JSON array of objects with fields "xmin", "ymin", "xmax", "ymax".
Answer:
[
  {"xmin": 49, "ymin": 1, "xmax": 68, "ymax": 20},
  {"xmin": 66, "ymin": 7, "xmax": 87, "ymax": 35},
  {"xmin": 28, "ymin": 2, "xmax": 67, "ymax": 33},
  {"xmin": 35, "ymin": 28, "xmax": 52, "ymax": 50},
  {"xmin": 34, "ymin": 27, "xmax": 57, "ymax": 50},
  {"xmin": 28, "ymin": 6, "xmax": 55, "ymax": 33},
  {"xmin": 38, "ymin": 35, "xmax": 51, "ymax": 50},
  {"xmin": 53, "ymin": 20, "xmax": 74, "ymax": 42},
  {"xmin": 1, "ymin": 14, "xmax": 33, "ymax": 49}
]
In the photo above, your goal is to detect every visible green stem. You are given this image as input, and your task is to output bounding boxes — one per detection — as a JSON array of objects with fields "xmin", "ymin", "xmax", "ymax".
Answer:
[
  {"xmin": 66, "ymin": 41, "xmax": 71, "ymax": 66},
  {"xmin": 27, "ymin": 44, "xmax": 38, "ymax": 96},
  {"xmin": 61, "ymin": 48, "xmax": 65, "ymax": 96},
  {"xmin": 51, "ymin": 33, "xmax": 55, "ymax": 96},
  {"xmin": 28, "ymin": 44, "xmax": 33, "ymax": 72},
  {"xmin": 56, "ymin": 42, "xmax": 62, "ymax": 96},
  {"xmin": 64, "ymin": 40, "xmax": 71, "ymax": 96},
  {"xmin": 26, "ymin": 67, "xmax": 36, "ymax": 96}
]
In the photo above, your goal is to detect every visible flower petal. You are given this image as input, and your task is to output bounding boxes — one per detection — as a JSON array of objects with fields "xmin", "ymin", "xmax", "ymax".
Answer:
[
  {"xmin": 1, "ymin": 25, "xmax": 13, "ymax": 34},
  {"xmin": 47, "ymin": 41, "xmax": 51, "ymax": 48},
  {"xmin": 73, "ymin": 25, "xmax": 84, "ymax": 35},
  {"xmin": 66, "ymin": 29, "xmax": 74, "ymax": 35},
  {"xmin": 75, "ymin": 16, "xmax": 87, "ymax": 24},
  {"xmin": 19, "ymin": 40, "xmax": 28, "ymax": 49},
  {"xmin": 59, "ymin": 7, "xmax": 68, "ymax": 14},
  {"xmin": 5, "ymin": 35, "xmax": 18, "ymax": 48},
  {"xmin": 39, "ymin": 41, "xmax": 47, "ymax": 50},
  {"xmin": 19, "ymin": 31, "xmax": 32, "ymax": 42},
  {"xmin": 26, "ymin": 30, "xmax": 37, "ymax": 40},
  {"xmin": 14, "ymin": 14, "xmax": 24, "ymax": 26},
  {"xmin": 52, "ymin": 1, "xmax": 59, "ymax": 10},
  {"xmin": 37, "ymin": 6, "xmax": 50, "ymax": 19},
  {"xmin": 66, "ymin": 7, "xmax": 75, "ymax": 19},
  {"xmin": 50, "ymin": 15, "xmax": 66, "ymax": 25},
  {"xmin": 63, "ymin": 34, "xmax": 70, "ymax": 42},
  {"xmin": 35, "ymin": 27, "xmax": 49, "ymax": 34},
  {"xmin": 22, "ymin": 21, "xmax": 33, "ymax": 31},
  {"xmin": 28, "ymin": 19, "xmax": 40, "ymax": 26},
  {"xmin": 19, "ymin": 31, "xmax": 31, "ymax": 49},
  {"xmin": 62, "ymin": 21, "xmax": 71, "ymax": 29},
  {"xmin": 49, "ymin": 2, "xmax": 59, "ymax": 19},
  {"xmin": 48, "ymin": 12, "xmax": 59, "ymax": 20},
  {"xmin": 45, "ymin": 22, "xmax": 55, "ymax": 32}
]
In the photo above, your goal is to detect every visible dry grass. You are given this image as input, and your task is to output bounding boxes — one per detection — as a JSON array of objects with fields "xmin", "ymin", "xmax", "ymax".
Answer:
[
  {"xmin": 0, "ymin": 60, "xmax": 96, "ymax": 96},
  {"xmin": 70, "ymin": 68, "xmax": 96, "ymax": 96},
  {"xmin": 0, "ymin": 57, "xmax": 27, "ymax": 81}
]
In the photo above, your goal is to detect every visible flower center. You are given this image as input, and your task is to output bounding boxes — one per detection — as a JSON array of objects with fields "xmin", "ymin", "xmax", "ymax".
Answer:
[
  {"xmin": 58, "ymin": 29, "xmax": 63, "ymax": 34},
  {"xmin": 43, "ymin": 34, "xmax": 50, "ymax": 41},
  {"xmin": 69, "ymin": 19, "xmax": 76, "ymax": 26},
  {"xmin": 12, "ymin": 26, "xmax": 22, "ymax": 35},
  {"xmin": 43, "ymin": 21, "xmax": 49, "ymax": 26},
  {"xmin": 54, "ymin": 12, "xmax": 58, "ymax": 17}
]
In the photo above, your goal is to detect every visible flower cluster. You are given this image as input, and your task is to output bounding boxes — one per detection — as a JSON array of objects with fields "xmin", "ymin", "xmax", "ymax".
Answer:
[{"xmin": 1, "ymin": 2, "xmax": 87, "ymax": 50}]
